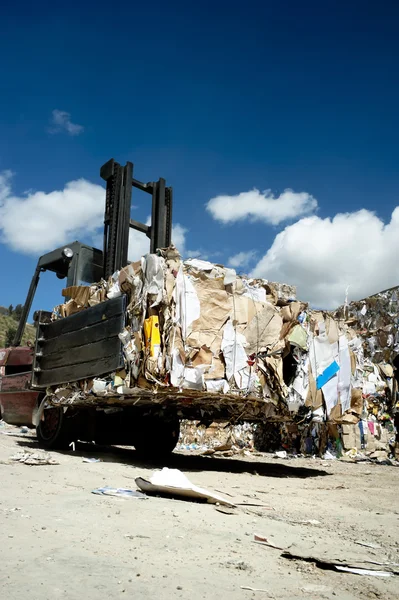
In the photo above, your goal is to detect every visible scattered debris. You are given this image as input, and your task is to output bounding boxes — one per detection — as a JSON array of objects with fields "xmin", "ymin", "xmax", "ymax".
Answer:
[
  {"xmin": 354, "ymin": 541, "xmax": 383, "ymax": 550},
  {"xmin": 240, "ymin": 586, "xmax": 270, "ymax": 593},
  {"xmin": 215, "ymin": 506, "xmax": 237, "ymax": 515},
  {"xmin": 273, "ymin": 450, "xmax": 287, "ymax": 459},
  {"xmin": 335, "ymin": 566, "xmax": 392, "ymax": 577},
  {"xmin": 82, "ymin": 457, "xmax": 101, "ymax": 463},
  {"xmin": 281, "ymin": 549, "xmax": 399, "ymax": 576},
  {"xmin": 20, "ymin": 426, "xmax": 29, "ymax": 434},
  {"xmin": 253, "ymin": 534, "xmax": 286, "ymax": 551},
  {"xmin": 135, "ymin": 468, "xmax": 235, "ymax": 507},
  {"xmin": 92, "ymin": 487, "xmax": 147, "ymax": 499},
  {"xmin": 10, "ymin": 451, "xmax": 59, "ymax": 465},
  {"xmin": 225, "ymin": 560, "xmax": 252, "ymax": 571}
]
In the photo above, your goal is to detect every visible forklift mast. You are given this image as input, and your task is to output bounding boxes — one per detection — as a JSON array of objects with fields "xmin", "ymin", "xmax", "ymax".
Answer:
[
  {"xmin": 12, "ymin": 158, "xmax": 173, "ymax": 347},
  {"xmin": 100, "ymin": 158, "xmax": 173, "ymax": 279}
]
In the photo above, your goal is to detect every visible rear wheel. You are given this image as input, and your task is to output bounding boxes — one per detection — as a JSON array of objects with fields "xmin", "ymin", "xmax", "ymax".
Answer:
[
  {"xmin": 36, "ymin": 406, "xmax": 75, "ymax": 450},
  {"xmin": 132, "ymin": 414, "xmax": 180, "ymax": 458}
]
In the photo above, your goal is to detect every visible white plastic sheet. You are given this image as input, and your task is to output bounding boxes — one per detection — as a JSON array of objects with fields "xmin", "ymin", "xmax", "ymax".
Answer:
[
  {"xmin": 221, "ymin": 319, "xmax": 248, "ymax": 381},
  {"xmin": 174, "ymin": 267, "xmax": 201, "ymax": 341}
]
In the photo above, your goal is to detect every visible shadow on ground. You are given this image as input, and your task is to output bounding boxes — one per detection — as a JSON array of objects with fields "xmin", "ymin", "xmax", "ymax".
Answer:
[{"xmin": 15, "ymin": 435, "xmax": 330, "ymax": 479}]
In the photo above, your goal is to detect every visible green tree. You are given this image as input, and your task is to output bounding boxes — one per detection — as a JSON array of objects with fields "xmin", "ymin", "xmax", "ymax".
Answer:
[
  {"xmin": 8, "ymin": 304, "xmax": 13, "ymax": 317},
  {"xmin": 13, "ymin": 304, "xmax": 23, "ymax": 321},
  {"xmin": 5, "ymin": 326, "xmax": 17, "ymax": 348}
]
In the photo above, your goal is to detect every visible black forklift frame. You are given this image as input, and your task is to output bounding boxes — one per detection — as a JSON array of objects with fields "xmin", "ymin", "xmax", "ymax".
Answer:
[
  {"xmin": 100, "ymin": 158, "xmax": 173, "ymax": 280},
  {"xmin": 12, "ymin": 159, "xmax": 173, "ymax": 347}
]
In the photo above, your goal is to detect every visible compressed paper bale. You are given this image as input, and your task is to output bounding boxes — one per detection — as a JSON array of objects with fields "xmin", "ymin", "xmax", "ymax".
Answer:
[{"xmin": 243, "ymin": 303, "xmax": 283, "ymax": 355}]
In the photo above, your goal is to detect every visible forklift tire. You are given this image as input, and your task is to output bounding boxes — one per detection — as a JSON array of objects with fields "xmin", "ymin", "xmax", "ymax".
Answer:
[
  {"xmin": 36, "ymin": 406, "xmax": 75, "ymax": 450},
  {"xmin": 133, "ymin": 414, "xmax": 180, "ymax": 458}
]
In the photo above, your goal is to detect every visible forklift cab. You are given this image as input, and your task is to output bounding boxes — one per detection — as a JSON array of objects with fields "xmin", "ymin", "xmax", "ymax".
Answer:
[
  {"xmin": 0, "ymin": 158, "xmax": 173, "ymax": 427},
  {"xmin": 12, "ymin": 242, "xmax": 103, "ymax": 348}
]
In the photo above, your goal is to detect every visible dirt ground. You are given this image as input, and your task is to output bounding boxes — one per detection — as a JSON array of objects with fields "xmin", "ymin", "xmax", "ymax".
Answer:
[{"xmin": 0, "ymin": 424, "xmax": 398, "ymax": 600}]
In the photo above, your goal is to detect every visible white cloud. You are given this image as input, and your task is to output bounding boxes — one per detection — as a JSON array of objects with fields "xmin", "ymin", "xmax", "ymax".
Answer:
[
  {"xmin": 0, "ymin": 171, "xmax": 104, "ymax": 253},
  {"xmin": 207, "ymin": 188, "xmax": 317, "ymax": 225},
  {"xmin": 171, "ymin": 224, "xmax": 187, "ymax": 254},
  {"xmin": 186, "ymin": 249, "xmax": 203, "ymax": 259},
  {"xmin": 251, "ymin": 208, "xmax": 399, "ymax": 308},
  {"xmin": 48, "ymin": 109, "xmax": 84, "ymax": 136},
  {"xmin": 228, "ymin": 250, "xmax": 257, "ymax": 269}
]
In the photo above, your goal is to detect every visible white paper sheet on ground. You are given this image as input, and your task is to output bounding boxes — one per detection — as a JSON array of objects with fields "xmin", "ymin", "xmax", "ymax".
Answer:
[
  {"xmin": 174, "ymin": 267, "xmax": 201, "ymax": 340},
  {"xmin": 338, "ymin": 335, "xmax": 351, "ymax": 413},
  {"xmin": 335, "ymin": 566, "xmax": 391, "ymax": 578},
  {"xmin": 242, "ymin": 280, "xmax": 267, "ymax": 303},
  {"xmin": 185, "ymin": 258, "xmax": 214, "ymax": 271},
  {"xmin": 205, "ymin": 379, "xmax": 230, "ymax": 394},
  {"xmin": 144, "ymin": 254, "xmax": 165, "ymax": 306},
  {"xmin": 221, "ymin": 319, "xmax": 248, "ymax": 380},
  {"xmin": 135, "ymin": 468, "xmax": 235, "ymax": 507}
]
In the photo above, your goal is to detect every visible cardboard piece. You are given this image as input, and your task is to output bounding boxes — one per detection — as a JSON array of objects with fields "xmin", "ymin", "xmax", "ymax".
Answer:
[
  {"xmin": 62, "ymin": 286, "xmax": 91, "ymax": 307},
  {"xmin": 351, "ymin": 388, "xmax": 363, "ymax": 415},
  {"xmin": 243, "ymin": 304, "xmax": 283, "ymax": 355},
  {"xmin": 135, "ymin": 468, "xmax": 235, "ymax": 507},
  {"xmin": 192, "ymin": 346, "xmax": 213, "ymax": 367},
  {"xmin": 280, "ymin": 301, "xmax": 302, "ymax": 323}
]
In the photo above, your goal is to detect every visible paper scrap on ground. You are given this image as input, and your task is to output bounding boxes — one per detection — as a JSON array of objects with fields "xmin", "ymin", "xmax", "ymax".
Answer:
[
  {"xmin": 335, "ymin": 566, "xmax": 392, "ymax": 577},
  {"xmin": 354, "ymin": 541, "xmax": 382, "ymax": 550},
  {"xmin": 281, "ymin": 549, "xmax": 399, "ymax": 576},
  {"xmin": 92, "ymin": 487, "xmax": 147, "ymax": 499},
  {"xmin": 253, "ymin": 533, "xmax": 286, "ymax": 550},
  {"xmin": 135, "ymin": 468, "xmax": 235, "ymax": 507}
]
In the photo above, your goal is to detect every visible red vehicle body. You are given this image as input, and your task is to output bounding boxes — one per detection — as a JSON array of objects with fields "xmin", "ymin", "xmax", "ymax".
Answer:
[{"xmin": 0, "ymin": 346, "xmax": 39, "ymax": 426}]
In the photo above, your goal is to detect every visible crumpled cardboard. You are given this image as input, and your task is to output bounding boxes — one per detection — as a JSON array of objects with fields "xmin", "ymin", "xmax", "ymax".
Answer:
[{"xmin": 62, "ymin": 286, "xmax": 91, "ymax": 307}]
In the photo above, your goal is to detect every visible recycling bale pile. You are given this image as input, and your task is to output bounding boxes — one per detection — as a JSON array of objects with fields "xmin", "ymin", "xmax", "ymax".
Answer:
[
  {"xmin": 50, "ymin": 247, "xmax": 301, "ymax": 421},
  {"xmin": 48, "ymin": 247, "xmax": 397, "ymax": 454}
]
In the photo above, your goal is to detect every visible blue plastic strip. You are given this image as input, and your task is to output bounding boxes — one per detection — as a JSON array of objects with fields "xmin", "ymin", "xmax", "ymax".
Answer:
[{"xmin": 316, "ymin": 360, "xmax": 340, "ymax": 389}]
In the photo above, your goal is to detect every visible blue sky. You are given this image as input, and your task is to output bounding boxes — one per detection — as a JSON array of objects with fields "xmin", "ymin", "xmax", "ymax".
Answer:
[{"xmin": 1, "ymin": 1, "xmax": 399, "ymax": 317}]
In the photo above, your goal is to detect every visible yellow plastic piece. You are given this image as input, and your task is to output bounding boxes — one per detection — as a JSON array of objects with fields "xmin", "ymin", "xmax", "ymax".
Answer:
[{"xmin": 144, "ymin": 316, "xmax": 161, "ymax": 357}]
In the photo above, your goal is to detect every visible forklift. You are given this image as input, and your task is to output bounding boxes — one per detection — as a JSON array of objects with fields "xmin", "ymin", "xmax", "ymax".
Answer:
[{"xmin": 0, "ymin": 159, "xmax": 179, "ymax": 454}]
